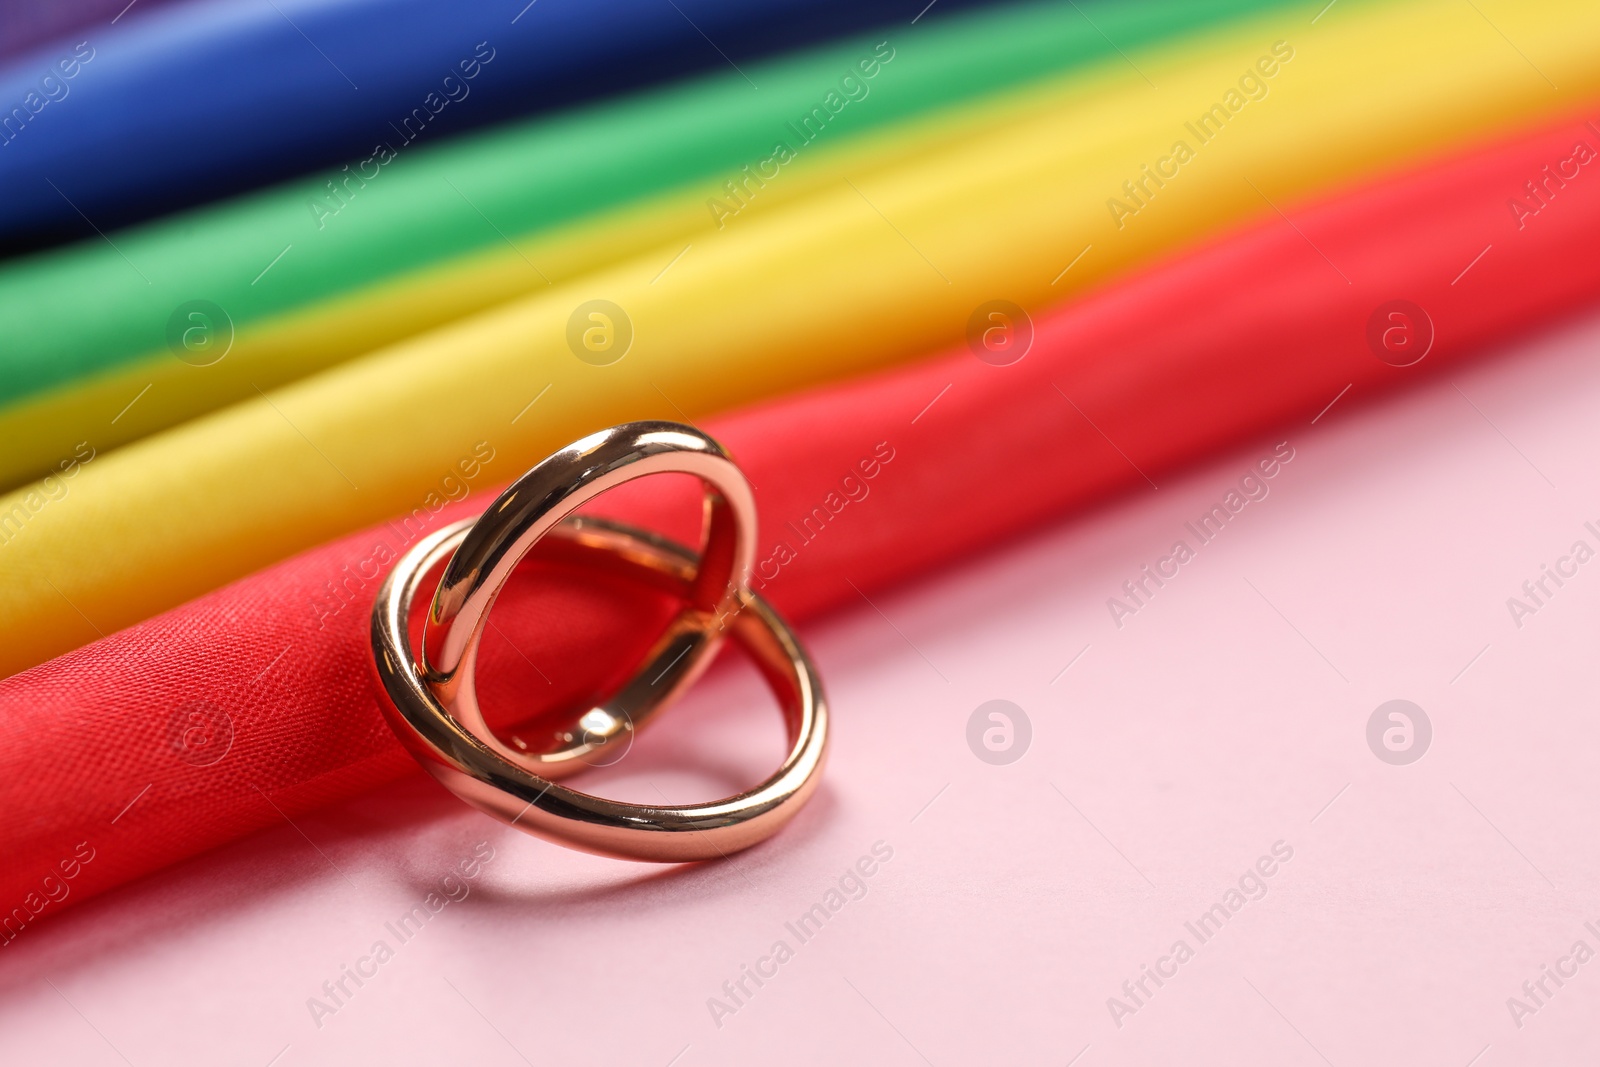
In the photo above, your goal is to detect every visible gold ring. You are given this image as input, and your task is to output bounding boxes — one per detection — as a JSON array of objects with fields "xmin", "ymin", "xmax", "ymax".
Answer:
[
  {"xmin": 368, "ymin": 425, "xmax": 827, "ymax": 861},
  {"xmin": 426, "ymin": 421, "xmax": 755, "ymax": 775}
]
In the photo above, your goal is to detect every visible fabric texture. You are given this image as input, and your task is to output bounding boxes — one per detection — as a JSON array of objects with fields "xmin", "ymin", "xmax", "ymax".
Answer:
[
  {"xmin": 0, "ymin": 0, "xmax": 186, "ymax": 61},
  {"xmin": 2, "ymin": 0, "xmax": 1597, "ymax": 679},
  {"xmin": 3, "ymin": 111, "xmax": 1598, "ymax": 930},
  {"xmin": 0, "ymin": 0, "xmax": 1295, "ymax": 491},
  {"xmin": 0, "ymin": 0, "xmax": 1009, "ymax": 251}
]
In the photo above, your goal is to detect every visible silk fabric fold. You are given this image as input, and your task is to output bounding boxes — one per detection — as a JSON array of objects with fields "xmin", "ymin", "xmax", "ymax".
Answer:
[
  {"xmin": 2, "ymin": 0, "xmax": 1597, "ymax": 679},
  {"xmin": 0, "ymin": 0, "xmax": 1006, "ymax": 250},
  {"xmin": 0, "ymin": 0, "xmax": 1293, "ymax": 491},
  {"xmin": 3, "ymin": 111, "xmax": 1598, "ymax": 927}
]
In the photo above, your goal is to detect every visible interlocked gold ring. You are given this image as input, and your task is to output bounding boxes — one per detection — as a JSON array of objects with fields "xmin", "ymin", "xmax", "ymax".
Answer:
[
  {"xmin": 369, "ymin": 424, "xmax": 827, "ymax": 861},
  {"xmin": 425, "ymin": 421, "xmax": 755, "ymax": 775}
]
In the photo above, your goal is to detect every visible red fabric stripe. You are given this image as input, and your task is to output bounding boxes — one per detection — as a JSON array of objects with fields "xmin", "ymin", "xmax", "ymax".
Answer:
[{"xmin": 4, "ymin": 110, "xmax": 1599, "ymax": 933}]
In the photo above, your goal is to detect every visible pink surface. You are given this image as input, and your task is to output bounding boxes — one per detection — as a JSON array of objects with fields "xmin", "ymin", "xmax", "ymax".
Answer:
[{"xmin": 6, "ymin": 309, "xmax": 1600, "ymax": 1066}]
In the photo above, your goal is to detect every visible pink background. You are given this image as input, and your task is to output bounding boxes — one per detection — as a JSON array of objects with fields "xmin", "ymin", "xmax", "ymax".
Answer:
[{"xmin": 5, "ymin": 307, "xmax": 1600, "ymax": 1065}]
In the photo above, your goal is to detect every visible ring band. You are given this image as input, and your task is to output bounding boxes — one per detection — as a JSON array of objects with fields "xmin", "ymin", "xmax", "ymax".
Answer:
[
  {"xmin": 422, "ymin": 421, "xmax": 756, "ymax": 776},
  {"xmin": 370, "ymin": 515, "xmax": 828, "ymax": 861}
]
